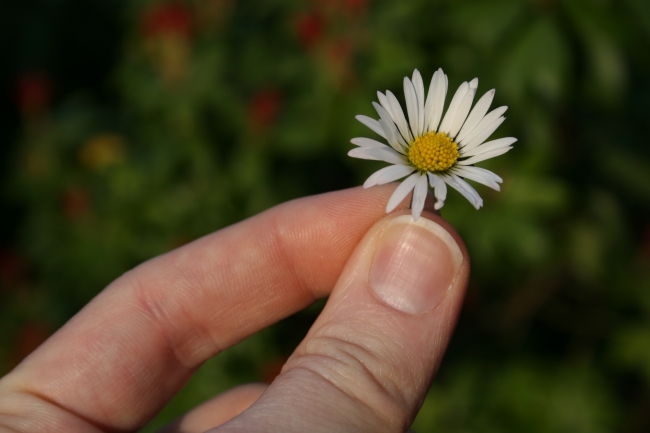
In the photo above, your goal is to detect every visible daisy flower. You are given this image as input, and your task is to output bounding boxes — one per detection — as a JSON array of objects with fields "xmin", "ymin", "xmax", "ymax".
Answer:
[{"xmin": 349, "ymin": 68, "xmax": 516, "ymax": 220}]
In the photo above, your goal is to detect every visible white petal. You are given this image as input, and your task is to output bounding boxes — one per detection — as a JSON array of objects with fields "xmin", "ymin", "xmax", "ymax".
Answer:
[
  {"xmin": 427, "ymin": 172, "xmax": 439, "ymax": 188},
  {"xmin": 373, "ymin": 101, "xmax": 391, "ymax": 123},
  {"xmin": 412, "ymin": 69, "xmax": 426, "ymax": 136},
  {"xmin": 378, "ymin": 118, "xmax": 408, "ymax": 154},
  {"xmin": 347, "ymin": 146, "xmax": 406, "ymax": 164},
  {"xmin": 374, "ymin": 102, "xmax": 408, "ymax": 152},
  {"xmin": 428, "ymin": 172, "xmax": 447, "ymax": 209},
  {"xmin": 469, "ymin": 78, "xmax": 478, "ymax": 90},
  {"xmin": 363, "ymin": 166, "xmax": 391, "ymax": 188},
  {"xmin": 423, "ymin": 70, "xmax": 437, "ymax": 132},
  {"xmin": 459, "ymin": 106, "xmax": 508, "ymax": 147},
  {"xmin": 425, "ymin": 69, "xmax": 447, "ymax": 133},
  {"xmin": 350, "ymin": 137, "xmax": 390, "ymax": 148},
  {"xmin": 355, "ymin": 115, "xmax": 387, "ymax": 139},
  {"xmin": 386, "ymin": 172, "xmax": 419, "ymax": 213},
  {"xmin": 377, "ymin": 164, "xmax": 416, "ymax": 185},
  {"xmin": 349, "ymin": 147, "xmax": 408, "ymax": 165},
  {"xmin": 460, "ymin": 116, "xmax": 506, "ymax": 154},
  {"xmin": 452, "ymin": 165, "xmax": 502, "ymax": 183},
  {"xmin": 448, "ymin": 82, "xmax": 478, "ymax": 139},
  {"xmin": 411, "ymin": 173, "xmax": 429, "ymax": 220},
  {"xmin": 364, "ymin": 165, "xmax": 398, "ymax": 188},
  {"xmin": 443, "ymin": 174, "xmax": 483, "ymax": 209},
  {"xmin": 455, "ymin": 89, "xmax": 495, "ymax": 143},
  {"xmin": 439, "ymin": 82, "xmax": 469, "ymax": 134},
  {"xmin": 403, "ymin": 77, "xmax": 419, "ymax": 139},
  {"xmin": 386, "ymin": 90, "xmax": 413, "ymax": 142},
  {"xmin": 427, "ymin": 173, "xmax": 446, "ymax": 199},
  {"xmin": 451, "ymin": 166, "xmax": 501, "ymax": 191},
  {"xmin": 462, "ymin": 137, "xmax": 517, "ymax": 157},
  {"xmin": 458, "ymin": 146, "xmax": 512, "ymax": 165},
  {"xmin": 377, "ymin": 91, "xmax": 394, "ymax": 120},
  {"xmin": 441, "ymin": 174, "xmax": 479, "ymax": 206},
  {"xmin": 348, "ymin": 147, "xmax": 381, "ymax": 160},
  {"xmin": 456, "ymin": 176, "xmax": 483, "ymax": 208}
]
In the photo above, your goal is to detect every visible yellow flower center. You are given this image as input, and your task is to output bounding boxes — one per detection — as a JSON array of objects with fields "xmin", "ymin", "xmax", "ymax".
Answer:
[{"xmin": 408, "ymin": 131, "xmax": 459, "ymax": 172}]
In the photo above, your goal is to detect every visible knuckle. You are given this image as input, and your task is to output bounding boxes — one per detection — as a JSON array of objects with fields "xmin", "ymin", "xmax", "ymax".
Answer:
[
  {"xmin": 125, "ymin": 268, "xmax": 221, "ymax": 369},
  {"xmin": 283, "ymin": 322, "xmax": 414, "ymax": 430}
]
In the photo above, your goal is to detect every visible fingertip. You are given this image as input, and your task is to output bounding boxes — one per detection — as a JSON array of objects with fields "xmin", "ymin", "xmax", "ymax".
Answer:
[
  {"xmin": 160, "ymin": 383, "xmax": 268, "ymax": 433},
  {"xmin": 232, "ymin": 209, "xmax": 471, "ymax": 431},
  {"xmin": 369, "ymin": 213, "xmax": 465, "ymax": 315},
  {"xmin": 419, "ymin": 210, "xmax": 469, "ymax": 268}
]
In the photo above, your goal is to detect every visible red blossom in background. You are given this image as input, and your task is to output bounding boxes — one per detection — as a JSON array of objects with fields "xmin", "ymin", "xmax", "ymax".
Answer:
[
  {"xmin": 342, "ymin": 0, "xmax": 368, "ymax": 15},
  {"xmin": 10, "ymin": 323, "xmax": 51, "ymax": 367},
  {"xmin": 141, "ymin": 3, "xmax": 195, "ymax": 86},
  {"xmin": 326, "ymin": 37, "xmax": 352, "ymax": 66},
  {"xmin": 247, "ymin": 89, "xmax": 282, "ymax": 130},
  {"xmin": 295, "ymin": 11, "xmax": 324, "ymax": 50},
  {"xmin": 15, "ymin": 72, "xmax": 52, "ymax": 118},
  {"xmin": 313, "ymin": 0, "xmax": 369, "ymax": 17},
  {"xmin": 61, "ymin": 186, "xmax": 92, "ymax": 220},
  {"xmin": 295, "ymin": 1, "xmax": 367, "ymax": 89},
  {"xmin": 142, "ymin": 3, "xmax": 193, "ymax": 39},
  {"xmin": 324, "ymin": 37, "xmax": 355, "ymax": 89},
  {"xmin": 259, "ymin": 358, "xmax": 286, "ymax": 384},
  {"xmin": 0, "ymin": 249, "xmax": 27, "ymax": 288},
  {"xmin": 194, "ymin": 0, "xmax": 236, "ymax": 32}
]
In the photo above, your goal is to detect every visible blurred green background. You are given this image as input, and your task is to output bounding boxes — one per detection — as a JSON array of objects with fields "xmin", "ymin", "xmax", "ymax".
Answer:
[{"xmin": 1, "ymin": 0, "xmax": 650, "ymax": 431}]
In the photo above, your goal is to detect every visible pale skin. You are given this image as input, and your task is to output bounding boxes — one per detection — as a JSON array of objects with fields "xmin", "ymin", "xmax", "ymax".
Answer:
[{"xmin": 0, "ymin": 184, "xmax": 470, "ymax": 433}]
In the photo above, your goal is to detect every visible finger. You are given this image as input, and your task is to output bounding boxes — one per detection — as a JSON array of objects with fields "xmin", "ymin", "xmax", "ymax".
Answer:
[
  {"xmin": 0, "ymin": 185, "xmax": 434, "ymax": 433},
  {"xmin": 210, "ymin": 211, "xmax": 470, "ymax": 433},
  {"xmin": 159, "ymin": 384, "xmax": 267, "ymax": 433}
]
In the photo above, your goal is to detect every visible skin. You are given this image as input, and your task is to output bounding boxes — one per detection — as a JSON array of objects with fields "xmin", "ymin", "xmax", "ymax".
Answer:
[{"xmin": 0, "ymin": 184, "xmax": 470, "ymax": 433}]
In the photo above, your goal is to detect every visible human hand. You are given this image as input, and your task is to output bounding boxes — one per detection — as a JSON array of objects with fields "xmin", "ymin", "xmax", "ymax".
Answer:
[{"xmin": 0, "ymin": 185, "xmax": 469, "ymax": 433}]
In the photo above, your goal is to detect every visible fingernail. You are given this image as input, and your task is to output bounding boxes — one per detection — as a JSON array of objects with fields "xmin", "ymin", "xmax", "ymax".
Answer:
[{"xmin": 369, "ymin": 215, "xmax": 463, "ymax": 314}]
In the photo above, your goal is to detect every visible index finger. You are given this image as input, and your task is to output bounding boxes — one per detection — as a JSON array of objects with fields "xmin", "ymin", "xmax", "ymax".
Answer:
[{"xmin": 0, "ymin": 185, "xmax": 423, "ymax": 432}]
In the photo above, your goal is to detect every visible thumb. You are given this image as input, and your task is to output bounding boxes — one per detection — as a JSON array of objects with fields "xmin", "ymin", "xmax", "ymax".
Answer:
[{"xmin": 211, "ymin": 210, "xmax": 470, "ymax": 433}]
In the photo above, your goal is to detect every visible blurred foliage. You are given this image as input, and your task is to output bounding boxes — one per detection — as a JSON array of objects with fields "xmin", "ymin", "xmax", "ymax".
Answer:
[{"xmin": 1, "ymin": 0, "xmax": 650, "ymax": 431}]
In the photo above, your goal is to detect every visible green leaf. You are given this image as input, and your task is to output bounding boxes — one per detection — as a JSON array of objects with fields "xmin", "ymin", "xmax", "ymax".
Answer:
[{"xmin": 500, "ymin": 18, "xmax": 571, "ymax": 103}]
